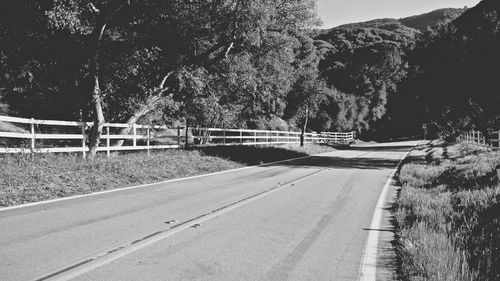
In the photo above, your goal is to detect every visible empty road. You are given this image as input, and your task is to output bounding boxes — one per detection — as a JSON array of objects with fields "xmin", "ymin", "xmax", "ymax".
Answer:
[{"xmin": 0, "ymin": 141, "xmax": 420, "ymax": 281}]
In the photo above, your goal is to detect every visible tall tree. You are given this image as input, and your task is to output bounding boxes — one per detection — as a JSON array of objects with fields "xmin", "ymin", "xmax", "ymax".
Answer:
[{"xmin": 1, "ymin": 0, "xmax": 321, "ymax": 155}]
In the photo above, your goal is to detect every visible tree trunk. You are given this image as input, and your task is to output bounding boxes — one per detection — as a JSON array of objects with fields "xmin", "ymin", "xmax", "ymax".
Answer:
[
  {"xmin": 112, "ymin": 41, "xmax": 236, "ymax": 145},
  {"xmin": 87, "ymin": 21, "xmax": 108, "ymax": 157},
  {"xmin": 300, "ymin": 107, "xmax": 309, "ymax": 147},
  {"xmin": 185, "ymin": 121, "xmax": 190, "ymax": 148},
  {"xmin": 89, "ymin": 76, "xmax": 106, "ymax": 156},
  {"xmin": 115, "ymin": 93, "xmax": 165, "ymax": 146}
]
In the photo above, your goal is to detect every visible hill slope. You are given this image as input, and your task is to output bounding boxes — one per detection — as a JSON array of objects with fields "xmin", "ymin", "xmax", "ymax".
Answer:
[
  {"xmin": 316, "ymin": 8, "xmax": 467, "ymax": 54},
  {"xmin": 400, "ymin": 8, "xmax": 467, "ymax": 31},
  {"xmin": 312, "ymin": 7, "xmax": 468, "ymax": 139},
  {"xmin": 331, "ymin": 7, "xmax": 467, "ymax": 33}
]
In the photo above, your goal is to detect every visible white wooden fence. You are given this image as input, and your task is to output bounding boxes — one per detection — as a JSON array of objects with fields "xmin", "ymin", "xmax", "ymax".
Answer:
[
  {"xmin": 460, "ymin": 130, "xmax": 500, "ymax": 149},
  {"xmin": 0, "ymin": 115, "xmax": 355, "ymax": 157},
  {"xmin": 191, "ymin": 128, "xmax": 354, "ymax": 146}
]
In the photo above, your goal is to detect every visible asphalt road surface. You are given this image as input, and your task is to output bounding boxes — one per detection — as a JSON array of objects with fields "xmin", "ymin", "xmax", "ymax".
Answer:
[{"xmin": 0, "ymin": 141, "xmax": 420, "ymax": 281}]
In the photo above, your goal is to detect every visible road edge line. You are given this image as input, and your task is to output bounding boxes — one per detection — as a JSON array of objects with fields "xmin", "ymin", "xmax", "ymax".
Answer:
[
  {"xmin": 0, "ymin": 150, "xmax": 332, "ymax": 212},
  {"xmin": 358, "ymin": 147, "xmax": 414, "ymax": 281}
]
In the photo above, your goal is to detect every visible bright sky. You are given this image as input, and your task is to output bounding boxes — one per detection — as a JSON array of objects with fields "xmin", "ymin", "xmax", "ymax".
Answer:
[{"xmin": 317, "ymin": 0, "xmax": 482, "ymax": 28}]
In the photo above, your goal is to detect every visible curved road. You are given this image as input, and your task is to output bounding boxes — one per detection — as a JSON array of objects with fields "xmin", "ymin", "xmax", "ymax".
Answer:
[{"xmin": 0, "ymin": 141, "xmax": 420, "ymax": 281}]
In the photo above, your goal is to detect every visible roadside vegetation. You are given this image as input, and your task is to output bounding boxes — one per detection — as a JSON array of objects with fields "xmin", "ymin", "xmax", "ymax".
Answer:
[
  {"xmin": 0, "ymin": 144, "xmax": 335, "ymax": 207},
  {"xmin": 394, "ymin": 141, "xmax": 500, "ymax": 281}
]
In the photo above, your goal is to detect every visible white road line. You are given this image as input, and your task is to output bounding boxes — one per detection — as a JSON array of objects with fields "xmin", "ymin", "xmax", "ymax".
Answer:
[
  {"xmin": 358, "ymin": 149, "xmax": 412, "ymax": 281},
  {"xmin": 36, "ymin": 168, "xmax": 330, "ymax": 281},
  {"xmin": 0, "ymin": 153, "xmax": 323, "ymax": 212}
]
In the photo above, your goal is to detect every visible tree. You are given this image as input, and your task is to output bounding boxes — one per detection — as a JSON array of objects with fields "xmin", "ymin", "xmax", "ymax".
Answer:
[
  {"xmin": 315, "ymin": 24, "xmax": 411, "ymax": 135},
  {"xmin": 284, "ymin": 33, "xmax": 326, "ymax": 145},
  {"xmin": 1, "ymin": 0, "xmax": 322, "ymax": 155}
]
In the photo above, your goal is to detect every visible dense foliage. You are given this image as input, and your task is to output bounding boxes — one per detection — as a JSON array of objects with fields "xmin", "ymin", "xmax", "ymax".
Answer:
[
  {"xmin": 313, "ymin": 7, "xmax": 470, "ymax": 139},
  {"xmin": 408, "ymin": 0, "xmax": 500, "ymax": 139},
  {"xmin": 0, "ymin": 0, "xmax": 498, "ymax": 143},
  {"xmin": 0, "ymin": 0, "xmax": 321, "ymax": 129}
]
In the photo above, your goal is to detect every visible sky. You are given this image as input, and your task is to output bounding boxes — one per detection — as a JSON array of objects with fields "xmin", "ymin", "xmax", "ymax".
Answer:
[{"xmin": 317, "ymin": 0, "xmax": 482, "ymax": 28}]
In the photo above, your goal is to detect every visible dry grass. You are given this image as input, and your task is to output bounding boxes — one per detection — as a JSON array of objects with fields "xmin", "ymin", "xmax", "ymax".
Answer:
[
  {"xmin": 0, "ymin": 121, "xmax": 27, "ymax": 133},
  {"xmin": 0, "ymin": 143, "xmax": 335, "ymax": 207},
  {"xmin": 394, "ymin": 141, "xmax": 500, "ymax": 281},
  {"xmin": 397, "ymin": 221, "xmax": 479, "ymax": 281}
]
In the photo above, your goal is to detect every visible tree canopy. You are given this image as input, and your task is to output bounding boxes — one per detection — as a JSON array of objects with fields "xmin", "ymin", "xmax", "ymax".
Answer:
[{"xmin": 1, "ymin": 0, "xmax": 499, "ymax": 145}]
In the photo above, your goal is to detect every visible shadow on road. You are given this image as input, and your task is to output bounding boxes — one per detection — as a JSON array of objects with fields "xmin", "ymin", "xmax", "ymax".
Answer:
[
  {"xmin": 266, "ymin": 156, "xmax": 400, "ymax": 170},
  {"xmin": 196, "ymin": 145, "xmax": 308, "ymax": 165},
  {"xmin": 344, "ymin": 145, "xmax": 416, "ymax": 153},
  {"xmin": 196, "ymin": 143, "xmax": 415, "ymax": 169}
]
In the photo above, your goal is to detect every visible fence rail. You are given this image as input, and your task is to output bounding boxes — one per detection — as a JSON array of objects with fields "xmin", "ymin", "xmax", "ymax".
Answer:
[
  {"xmin": 460, "ymin": 130, "xmax": 500, "ymax": 149},
  {"xmin": 0, "ymin": 116, "xmax": 355, "ymax": 158}
]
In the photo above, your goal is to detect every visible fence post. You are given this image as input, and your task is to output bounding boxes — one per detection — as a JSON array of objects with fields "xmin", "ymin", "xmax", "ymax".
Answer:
[
  {"xmin": 240, "ymin": 129, "xmax": 242, "ymax": 144},
  {"xmin": 254, "ymin": 131, "xmax": 257, "ymax": 144},
  {"xmin": 106, "ymin": 125, "xmax": 110, "ymax": 158},
  {"xmin": 147, "ymin": 126, "xmax": 150, "ymax": 155},
  {"xmin": 223, "ymin": 130, "xmax": 226, "ymax": 146},
  {"xmin": 177, "ymin": 126, "xmax": 181, "ymax": 149},
  {"xmin": 185, "ymin": 125, "xmax": 189, "ymax": 148},
  {"xmin": 132, "ymin": 124, "xmax": 137, "ymax": 147},
  {"xmin": 81, "ymin": 123, "xmax": 86, "ymax": 159},
  {"xmin": 30, "ymin": 118, "xmax": 35, "ymax": 155}
]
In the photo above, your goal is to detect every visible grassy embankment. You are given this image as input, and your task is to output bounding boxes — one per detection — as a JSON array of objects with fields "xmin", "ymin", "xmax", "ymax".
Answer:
[
  {"xmin": 0, "ymin": 144, "xmax": 335, "ymax": 207},
  {"xmin": 394, "ymin": 141, "xmax": 500, "ymax": 281}
]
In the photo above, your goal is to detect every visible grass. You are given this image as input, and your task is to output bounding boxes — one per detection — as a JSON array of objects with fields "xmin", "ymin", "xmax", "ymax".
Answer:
[
  {"xmin": 0, "ymin": 121, "xmax": 27, "ymax": 133},
  {"xmin": 0, "ymin": 143, "xmax": 336, "ymax": 207},
  {"xmin": 394, "ymin": 141, "xmax": 500, "ymax": 281}
]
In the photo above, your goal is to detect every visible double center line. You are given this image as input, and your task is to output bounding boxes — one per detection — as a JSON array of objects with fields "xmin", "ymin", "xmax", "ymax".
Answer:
[
  {"xmin": 36, "ymin": 167, "xmax": 331, "ymax": 281},
  {"xmin": 37, "ymin": 150, "xmax": 377, "ymax": 281}
]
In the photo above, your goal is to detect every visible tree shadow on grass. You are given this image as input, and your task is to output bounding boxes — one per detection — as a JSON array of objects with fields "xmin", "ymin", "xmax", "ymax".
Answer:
[{"xmin": 195, "ymin": 145, "xmax": 309, "ymax": 166}]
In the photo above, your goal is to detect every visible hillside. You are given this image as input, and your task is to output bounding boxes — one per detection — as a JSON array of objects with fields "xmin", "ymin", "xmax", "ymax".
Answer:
[
  {"xmin": 330, "ymin": 7, "xmax": 466, "ymax": 33},
  {"xmin": 452, "ymin": 0, "xmax": 500, "ymax": 33},
  {"xmin": 313, "ymin": 7, "xmax": 469, "ymax": 139},
  {"xmin": 315, "ymin": 8, "xmax": 467, "ymax": 54},
  {"xmin": 409, "ymin": 0, "xmax": 500, "ymax": 135},
  {"xmin": 400, "ymin": 8, "xmax": 467, "ymax": 31}
]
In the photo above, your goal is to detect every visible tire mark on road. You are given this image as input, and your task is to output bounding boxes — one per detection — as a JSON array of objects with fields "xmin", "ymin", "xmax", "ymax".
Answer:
[
  {"xmin": 263, "ymin": 171, "xmax": 359, "ymax": 280},
  {"xmin": 35, "ymin": 168, "xmax": 331, "ymax": 281}
]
